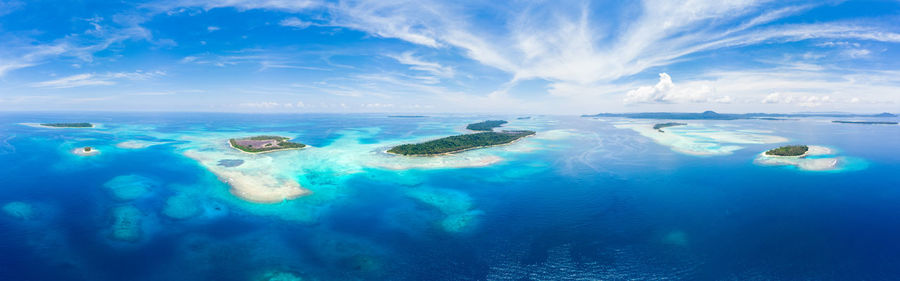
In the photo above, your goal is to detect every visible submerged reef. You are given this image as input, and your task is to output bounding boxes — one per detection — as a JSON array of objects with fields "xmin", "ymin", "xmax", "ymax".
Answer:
[
  {"xmin": 162, "ymin": 193, "xmax": 203, "ymax": 220},
  {"xmin": 103, "ymin": 174, "xmax": 158, "ymax": 201},
  {"xmin": 2, "ymin": 201, "xmax": 35, "ymax": 220},
  {"xmin": 256, "ymin": 270, "xmax": 304, "ymax": 281},
  {"xmin": 109, "ymin": 205, "xmax": 143, "ymax": 242},
  {"xmin": 407, "ymin": 187, "xmax": 482, "ymax": 233}
]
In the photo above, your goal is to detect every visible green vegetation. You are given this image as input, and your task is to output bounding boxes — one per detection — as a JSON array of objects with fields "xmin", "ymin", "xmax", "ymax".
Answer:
[
  {"xmin": 40, "ymin": 122, "xmax": 92, "ymax": 128},
  {"xmin": 832, "ymin": 120, "xmax": 898, "ymax": 125},
  {"xmin": 229, "ymin": 135, "xmax": 306, "ymax": 153},
  {"xmin": 653, "ymin": 122, "xmax": 686, "ymax": 132},
  {"xmin": 765, "ymin": 145, "xmax": 808, "ymax": 157},
  {"xmin": 388, "ymin": 130, "xmax": 535, "ymax": 156},
  {"xmin": 466, "ymin": 120, "xmax": 507, "ymax": 131},
  {"xmin": 84, "ymin": 147, "xmax": 93, "ymax": 152}
]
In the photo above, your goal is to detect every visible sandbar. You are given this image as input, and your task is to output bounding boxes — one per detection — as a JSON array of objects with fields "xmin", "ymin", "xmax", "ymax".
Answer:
[
  {"xmin": 183, "ymin": 150, "xmax": 311, "ymax": 203},
  {"xmin": 116, "ymin": 140, "xmax": 171, "ymax": 149}
]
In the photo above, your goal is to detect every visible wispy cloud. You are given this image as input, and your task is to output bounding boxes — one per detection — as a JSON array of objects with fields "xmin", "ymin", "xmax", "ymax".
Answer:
[
  {"xmin": 279, "ymin": 17, "xmax": 312, "ymax": 28},
  {"xmin": 31, "ymin": 71, "xmax": 165, "ymax": 88}
]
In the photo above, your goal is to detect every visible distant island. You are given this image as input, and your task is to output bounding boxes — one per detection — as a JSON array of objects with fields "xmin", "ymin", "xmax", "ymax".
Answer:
[
  {"xmin": 73, "ymin": 146, "xmax": 99, "ymax": 156},
  {"xmin": 39, "ymin": 122, "xmax": 94, "ymax": 128},
  {"xmin": 832, "ymin": 120, "xmax": 898, "ymax": 125},
  {"xmin": 229, "ymin": 136, "xmax": 306, "ymax": 153},
  {"xmin": 516, "ymin": 116, "xmax": 531, "ymax": 120},
  {"xmin": 765, "ymin": 145, "xmax": 809, "ymax": 157},
  {"xmin": 388, "ymin": 130, "xmax": 535, "ymax": 156},
  {"xmin": 466, "ymin": 120, "xmax": 508, "ymax": 131},
  {"xmin": 653, "ymin": 122, "xmax": 686, "ymax": 132},
  {"xmin": 583, "ymin": 111, "xmax": 897, "ymax": 120},
  {"xmin": 388, "ymin": 115, "xmax": 427, "ymax": 118}
]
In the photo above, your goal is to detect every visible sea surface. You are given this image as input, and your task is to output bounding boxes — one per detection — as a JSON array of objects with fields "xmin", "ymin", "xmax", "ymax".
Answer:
[{"xmin": 0, "ymin": 112, "xmax": 898, "ymax": 280}]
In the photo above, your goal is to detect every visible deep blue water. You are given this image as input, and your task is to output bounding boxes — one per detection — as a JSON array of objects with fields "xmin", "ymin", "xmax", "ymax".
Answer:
[{"xmin": 0, "ymin": 112, "xmax": 898, "ymax": 280}]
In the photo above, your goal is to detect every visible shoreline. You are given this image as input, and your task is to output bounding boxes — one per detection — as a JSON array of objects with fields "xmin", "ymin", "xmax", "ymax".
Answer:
[{"xmin": 384, "ymin": 133, "xmax": 534, "ymax": 157}]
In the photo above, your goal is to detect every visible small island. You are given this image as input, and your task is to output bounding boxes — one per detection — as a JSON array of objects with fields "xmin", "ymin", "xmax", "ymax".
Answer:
[
  {"xmin": 73, "ymin": 146, "xmax": 100, "ymax": 156},
  {"xmin": 229, "ymin": 136, "xmax": 306, "ymax": 154},
  {"xmin": 466, "ymin": 120, "xmax": 508, "ymax": 131},
  {"xmin": 388, "ymin": 130, "xmax": 535, "ymax": 156},
  {"xmin": 653, "ymin": 122, "xmax": 686, "ymax": 132},
  {"xmin": 39, "ymin": 122, "xmax": 94, "ymax": 128},
  {"xmin": 832, "ymin": 120, "xmax": 898, "ymax": 125},
  {"xmin": 765, "ymin": 145, "xmax": 808, "ymax": 157}
]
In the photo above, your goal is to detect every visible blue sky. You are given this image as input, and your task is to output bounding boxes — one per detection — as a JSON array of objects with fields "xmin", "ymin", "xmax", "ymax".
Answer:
[{"xmin": 1, "ymin": 0, "xmax": 899, "ymax": 114}]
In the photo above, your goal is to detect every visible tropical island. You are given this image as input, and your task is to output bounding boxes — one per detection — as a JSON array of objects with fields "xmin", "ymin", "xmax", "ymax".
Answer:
[
  {"xmin": 388, "ymin": 130, "xmax": 535, "ymax": 156},
  {"xmin": 229, "ymin": 136, "xmax": 306, "ymax": 154},
  {"xmin": 653, "ymin": 122, "xmax": 687, "ymax": 132},
  {"xmin": 38, "ymin": 122, "xmax": 94, "ymax": 128},
  {"xmin": 765, "ymin": 145, "xmax": 808, "ymax": 157},
  {"xmin": 73, "ymin": 146, "xmax": 100, "ymax": 156},
  {"xmin": 466, "ymin": 120, "xmax": 508, "ymax": 131},
  {"xmin": 832, "ymin": 120, "xmax": 898, "ymax": 125}
]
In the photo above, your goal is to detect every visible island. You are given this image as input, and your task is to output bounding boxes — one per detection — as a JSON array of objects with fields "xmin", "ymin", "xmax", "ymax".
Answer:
[
  {"xmin": 466, "ymin": 120, "xmax": 508, "ymax": 131},
  {"xmin": 73, "ymin": 146, "xmax": 100, "ymax": 156},
  {"xmin": 388, "ymin": 130, "xmax": 535, "ymax": 156},
  {"xmin": 832, "ymin": 120, "xmax": 898, "ymax": 125},
  {"xmin": 653, "ymin": 122, "xmax": 686, "ymax": 132},
  {"xmin": 765, "ymin": 145, "xmax": 808, "ymax": 157},
  {"xmin": 229, "ymin": 136, "xmax": 306, "ymax": 154},
  {"xmin": 38, "ymin": 122, "xmax": 94, "ymax": 128}
]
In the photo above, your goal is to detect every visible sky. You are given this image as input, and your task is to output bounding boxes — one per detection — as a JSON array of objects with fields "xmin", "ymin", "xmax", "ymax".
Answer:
[{"xmin": 1, "ymin": 0, "xmax": 899, "ymax": 114}]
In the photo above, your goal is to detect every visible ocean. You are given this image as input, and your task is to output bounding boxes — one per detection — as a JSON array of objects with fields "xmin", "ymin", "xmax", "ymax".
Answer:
[{"xmin": 0, "ymin": 112, "xmax": 898, "ymax": 280}]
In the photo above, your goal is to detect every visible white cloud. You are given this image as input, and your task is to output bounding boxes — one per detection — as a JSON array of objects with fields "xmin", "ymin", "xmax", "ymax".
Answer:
[
  {"xmin": 207, "ymin": 26, "xmax": 220, "ymax": 32},
  {"xmin": 279, "ymin": 17, "xmax": 311, "ymax": 28},
  {"xmin": 623, "ymin": 73, "xmax": 729, "ymax": 104},
  {"xmin": 845, "ymin": 48, "xmax": 871, "ymax": 58},
  {"xmin": 761, "ymin": 92, "xmax": 834, "ymax": 107}
]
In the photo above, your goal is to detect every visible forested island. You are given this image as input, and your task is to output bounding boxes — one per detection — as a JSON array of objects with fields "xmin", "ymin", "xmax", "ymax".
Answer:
[
  {"xmin": 388, "ymin": 130, "xmax": 535, "ymax": 156},
  {"xmin": 653, "ymin": 122, "xmax": 687, "ymax": 132},
  {"xmin": 40, "ymin": 122, "xmax": 93, "ymax": 128},
  {"xmin": 832, "ymin": 120, "xmax": 898, "ymax": 125},
  {"xmin": 765, "ymin": 145, "xmax": 809, "ymax": 157},
  {"xmin": 229, "ymin": 136, "xmax": 306, "ymax": 153},
  {"xmin": 466, "ymin": 120, "xmax": 508, "ymax": 131},
  {"xmin": 582, "ymin": 111, "xmax": 897, "ymax": 120}
]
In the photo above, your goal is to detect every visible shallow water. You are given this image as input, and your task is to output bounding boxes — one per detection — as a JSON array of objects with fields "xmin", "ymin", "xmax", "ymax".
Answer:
[{"xmin": 0, "ymin": 113, "xmax": 899, "ymax": 280}]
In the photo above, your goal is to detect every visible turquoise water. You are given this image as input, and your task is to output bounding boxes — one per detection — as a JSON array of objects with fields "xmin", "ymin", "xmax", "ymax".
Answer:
[{"xmin": 0, "ymin": 113, "xmax": 898, "ymax": 280}]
